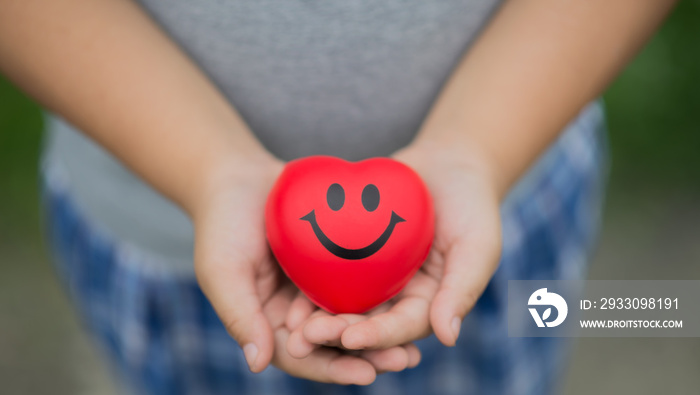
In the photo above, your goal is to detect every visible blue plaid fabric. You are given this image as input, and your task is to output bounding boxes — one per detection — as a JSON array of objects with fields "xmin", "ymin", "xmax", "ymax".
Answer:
[{"xmin": 42, "ymin": 101, "xmax": 608, "ymax": 395}]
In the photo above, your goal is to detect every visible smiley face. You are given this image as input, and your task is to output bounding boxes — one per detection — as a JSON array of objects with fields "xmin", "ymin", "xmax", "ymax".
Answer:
[
  {"xmin": 265, "ymin": 156, "xmax": 434, "ymax": 314},
  {"xmin": 300, "ymin": 183, "xmax": 406, "ymax": 260}
]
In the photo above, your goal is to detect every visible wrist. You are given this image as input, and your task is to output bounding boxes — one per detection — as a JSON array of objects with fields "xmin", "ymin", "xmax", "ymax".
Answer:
[
  {"xmin": 395, "ymin": 135, "xmax": 506, "ymax": 201},
  {"xmin": 184, "ymin": 143, "xmax": 283, "ymax": 221}
]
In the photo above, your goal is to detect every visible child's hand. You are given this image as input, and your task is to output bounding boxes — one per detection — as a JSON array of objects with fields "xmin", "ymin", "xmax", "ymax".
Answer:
[
  {"xmin": 284, "ymin": 292, "xmax": 423, "ymax": 372},
  {"xmin": 192, "ymin": 155, "xmax": 422, "ymax": 384},
  {"xmin": 286, "ymin": 142, "xmax": 503, "ymax": 355}
]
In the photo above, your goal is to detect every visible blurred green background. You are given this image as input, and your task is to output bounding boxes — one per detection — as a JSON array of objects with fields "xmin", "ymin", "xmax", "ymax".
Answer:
[{"xmin": 1, "ymin": 1, "xmax": 699, "ymax": 394}]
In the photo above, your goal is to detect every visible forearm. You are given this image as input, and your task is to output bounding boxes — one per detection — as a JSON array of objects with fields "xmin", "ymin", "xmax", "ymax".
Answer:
[
  {"xmin": 0, "ymin": 0, "xmax": 273, "ymax": 214},
  {"xmin": 413, "ymin": 0, "xmax": 676, "ymax": 197}
]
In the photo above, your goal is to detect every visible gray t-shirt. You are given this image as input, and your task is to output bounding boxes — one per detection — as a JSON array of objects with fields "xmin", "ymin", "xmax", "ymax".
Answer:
[{"xmin": 42, "ymin": 0, "xmax": 595, "ymax": 275}]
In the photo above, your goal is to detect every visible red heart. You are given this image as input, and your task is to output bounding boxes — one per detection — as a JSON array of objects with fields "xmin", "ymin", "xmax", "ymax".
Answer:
[{"xmin": 265, "ymin": 156, "xmax": 434, "ymax": 314}]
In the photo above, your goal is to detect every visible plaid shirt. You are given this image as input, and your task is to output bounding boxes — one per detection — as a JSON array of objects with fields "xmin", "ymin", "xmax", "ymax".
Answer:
[{"xmin": 43, "ymin": 101, "xmax": 607, "ymax": 395}]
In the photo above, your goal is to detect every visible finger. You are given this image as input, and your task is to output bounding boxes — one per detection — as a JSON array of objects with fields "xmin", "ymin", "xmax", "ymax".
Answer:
[
  {"xmin": 288, "ymin": 310, "xmax": 363, "ymax": 358},
  {"xmin": 404, "ymin": 343, "xmax": 422, "ymax": 368},
  {"xmin": 340, "ymin": 271, "xmax": 438, "ymax": 350},
  {"xmin": 287, "ymin": 309, "xmax": 331, "ymax": 358},
  {"xmin": 299, "ymin": 302, "xmax": 395, "ymax": 348},
  {"xmin": 292, "ymin": 299, "xmax": 400, "ymax": 353},
  {"xmin": 261, "ymin": 281, "xmax": 298, "ymax": 329},
  {"xmin": 361, "ymin": 346, "xmax": 411, "ymax": 372},
  {"xmin": 274, "ymin": 327, "xmax": 377, "ymax": 385},
  {"xmin": 287, "ymin": 327, "xmax": 318, "ymax": 359},
  {"xmin": 341, "ymin": 295, "xmax": 432, "ymax": 350},
  {"xmin": 303, "ymin": 303, "xmax": 392, "ymax": 348},
  {"xmin": 286, "ymin": 292, "xmax": 316, "ymax": 330},
  {"xmin": 195, "ymin": 257, "xmax": 273, "ymax": 373},
  {"xmin": 430, "ymin": 236, "xmax": 500, "ymax": 346},
  {"xmin": 304, "ymin": 314, "xmax": 367, "ymax": 346}
]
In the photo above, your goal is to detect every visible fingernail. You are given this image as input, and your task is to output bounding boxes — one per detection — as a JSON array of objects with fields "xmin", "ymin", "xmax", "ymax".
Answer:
[
  {"xmin": 243, "ymin": 343, "xmax": 258, "ymax": 371},
  {"xmin": 451, "ymin": 317, "xmax": 461, "ymax": 343}
]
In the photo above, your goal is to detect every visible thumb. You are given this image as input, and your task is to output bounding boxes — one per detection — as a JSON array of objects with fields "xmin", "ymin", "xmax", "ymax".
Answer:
[
  {"xmin": 430, "ymin": 236, "xmax": 501, "ymax": 346},
  {"xmin": 195, "ymin": 257, "xmax": 274, "ymax": 373}
]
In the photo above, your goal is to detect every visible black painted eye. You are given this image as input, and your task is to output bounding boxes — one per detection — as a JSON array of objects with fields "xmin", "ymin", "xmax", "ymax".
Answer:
[
  {"xmin": 361, "ymin": 184, "xmax": 380, "ymax": 212},
  {"xmin": 327, "ymin": 183, "xmax": 345, "ymax": 211}
]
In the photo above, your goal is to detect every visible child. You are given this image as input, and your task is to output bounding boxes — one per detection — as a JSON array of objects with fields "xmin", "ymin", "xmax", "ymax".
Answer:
[{"xmin": 0, "ymin": 0, "xmax": 675, "ymax": 393}]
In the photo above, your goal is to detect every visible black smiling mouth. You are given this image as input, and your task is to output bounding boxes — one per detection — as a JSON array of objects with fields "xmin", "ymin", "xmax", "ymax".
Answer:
[{"xmin": 300, "ymin": 210, "xmax": 405, "ymax": 260}]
